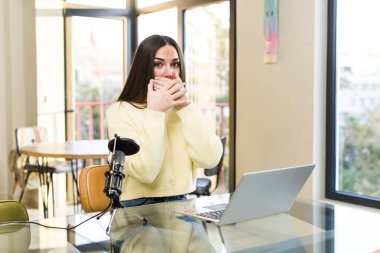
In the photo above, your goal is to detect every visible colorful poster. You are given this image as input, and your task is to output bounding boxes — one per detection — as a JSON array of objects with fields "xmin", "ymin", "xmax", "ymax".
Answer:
[{"xmin": 264, "ymin": 0, "xmax": 279, "ymax": 63}]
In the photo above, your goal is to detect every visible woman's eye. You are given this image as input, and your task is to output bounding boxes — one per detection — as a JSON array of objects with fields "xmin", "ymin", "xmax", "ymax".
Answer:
[
  {"xmin": 153, "ymin": 62, "xmax": 163, "ymax": 68},
  {"xmin": 171, "ymin": 62, "xmax": 180, "ymax": 68}
]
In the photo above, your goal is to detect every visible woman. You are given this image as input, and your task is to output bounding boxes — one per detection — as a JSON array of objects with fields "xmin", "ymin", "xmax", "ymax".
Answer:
[{"xmin": 106, "ymin": 35, "xmax": 223, "ymax": 207}]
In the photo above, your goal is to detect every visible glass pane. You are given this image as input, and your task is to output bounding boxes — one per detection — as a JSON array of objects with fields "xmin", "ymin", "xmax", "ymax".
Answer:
[
  {"xmin": 184, "ymin": 1, "xmax": 230, "ymax": 193},
  {"xmin": 137, "ymin": 8, "xmax": 177, "ymax": 43},
  {"xmin": 36, "ymin": 15, "xmax": 66, "ymax": 142},
  {"xmin": 66, "ymin": 0, "xmax": 126, "ymax": 9},
  {"xmin": 35, "ymin": 0, "xmax": 63, "ymax": 9},
  {"xmin": 336, "ymin": 0, "xmax": 380, "ymax": 199},
  {"xmin": 69, "ymin": 16, "xmax": 125, "ymax": 140},
  {"xmin": 137, "ymin": 0, "xmax": 172, "ymax": 9}
]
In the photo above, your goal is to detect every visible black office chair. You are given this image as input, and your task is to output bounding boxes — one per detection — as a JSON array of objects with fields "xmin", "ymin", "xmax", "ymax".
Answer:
[
  {"xmin": 15, "ymin": 126, "xmax": 73, "ymax": 217},
  {"xmin": 191, "ymin": 136, "xmax": 227, "ymax": 197}
]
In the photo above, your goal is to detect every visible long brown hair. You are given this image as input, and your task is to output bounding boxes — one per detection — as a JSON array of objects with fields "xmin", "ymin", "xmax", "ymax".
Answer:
[{"xmin": 117, "ymin": 35, "xmax": 186, "ymax": 104}]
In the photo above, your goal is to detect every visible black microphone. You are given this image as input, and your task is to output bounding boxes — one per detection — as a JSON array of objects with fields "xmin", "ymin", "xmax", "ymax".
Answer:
[
  {"xmin": 107, "ymin": 135, "xmax": 140, "ymax": 156},
  {"xmin": 104, "ymin": 135, "xmax": 140, "ymax": 200},
  {"xmin": 103, "ymin": 134, "xmax": 148, "ymax": 229}
]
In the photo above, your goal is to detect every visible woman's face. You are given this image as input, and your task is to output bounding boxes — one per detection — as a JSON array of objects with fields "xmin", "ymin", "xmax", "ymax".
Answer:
[{"xmin": 153, "ymin": 45, "xmax": 180, "ymax": 79}]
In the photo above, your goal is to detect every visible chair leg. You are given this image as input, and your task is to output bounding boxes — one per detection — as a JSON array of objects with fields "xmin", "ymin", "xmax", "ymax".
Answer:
[
  {"xmin": 70, "ymin": 160, "xmax": 80, "ymax": 213},
  {"xmin": 38, "ymin": 158, "xmax": 49, "ymax": 218},
  {"xmin": 50, "ymin": 173, "xmax": 55, "ymax": 217},
  {"xmin": 19, "ymin": 171, "xmax": 31, "ymax": 202}
]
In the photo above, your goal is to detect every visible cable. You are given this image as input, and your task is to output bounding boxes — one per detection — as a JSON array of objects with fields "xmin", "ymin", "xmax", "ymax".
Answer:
[{"xmin": 0, "ymin": 202, "xmax": 111, "ymax": 231}]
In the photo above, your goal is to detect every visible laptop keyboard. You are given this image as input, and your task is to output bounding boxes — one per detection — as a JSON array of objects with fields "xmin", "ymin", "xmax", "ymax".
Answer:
[{"xmin": 197, "ymin": 210, "xmax": 224, "ymax": 220}]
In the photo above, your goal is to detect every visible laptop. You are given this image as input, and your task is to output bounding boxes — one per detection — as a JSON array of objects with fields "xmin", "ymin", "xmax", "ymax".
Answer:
[{"xmin": 178, "ymin": 164, "xmax": 315, "ymax": 226}]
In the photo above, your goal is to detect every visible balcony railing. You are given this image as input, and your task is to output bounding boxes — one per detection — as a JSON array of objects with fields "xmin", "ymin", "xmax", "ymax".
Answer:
[
  {"xmin": 75, "ymin": 101, "xmax": 112, "ymax": 140},
  {"xmin": 75, "ymin": 101, "xmax": 229, "ymax": 141}
]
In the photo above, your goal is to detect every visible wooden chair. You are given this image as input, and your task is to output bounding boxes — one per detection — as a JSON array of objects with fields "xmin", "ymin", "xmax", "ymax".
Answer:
[
  {"xmin": 79, "ymin": 164, "xmax": 110, "ymax": 213},
  {"xmin": 191, "ymin": 136, "xmax": 227, "ymax": 197},
  {"xmin": 15, "ymin": 126, "xmax": 73, "ymax": 217}
]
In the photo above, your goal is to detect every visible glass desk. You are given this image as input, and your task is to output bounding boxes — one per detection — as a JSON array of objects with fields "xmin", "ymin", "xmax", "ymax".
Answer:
[{"xmin": 1, "ymin": 194, "xmax": 379, "ymax": 252}]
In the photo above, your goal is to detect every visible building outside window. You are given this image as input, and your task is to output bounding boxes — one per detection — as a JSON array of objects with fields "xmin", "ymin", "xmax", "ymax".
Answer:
[{"xmin": 327, "ymin": 0, "xmax": 380, "ymax": 208}]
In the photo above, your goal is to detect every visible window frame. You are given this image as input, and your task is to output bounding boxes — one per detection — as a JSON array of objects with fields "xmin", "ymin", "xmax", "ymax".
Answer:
[
  {"xmin": 326, "ymin": 0, "xmax": 380, "ymax": 209},
  {"xmin": 63, "ymin": 8, "xmax": 131, "ymax": 141}
]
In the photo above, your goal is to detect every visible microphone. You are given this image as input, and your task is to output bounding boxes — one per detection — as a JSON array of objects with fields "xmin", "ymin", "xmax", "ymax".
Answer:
[
  {"xmin": 103, "ymin": 134, "xmax": 148, "ymax": 230},
  {"xmin": 107, "ymin": 135, "xmax": 140, "ymax": 156},
  {"xmin": 104, "ymin": 135, "xmax": 140, "ymax": 200}
]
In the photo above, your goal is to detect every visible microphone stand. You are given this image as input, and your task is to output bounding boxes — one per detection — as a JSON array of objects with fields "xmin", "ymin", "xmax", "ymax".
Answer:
[
  {"xmin": 101, "ymin": 134, "xmax": 147, "ymax": 236},
  {"xmin": 105, "ymin": 196, "xmax": 122, "ymax": 235},
  {"xmin": 105, "ymin": 196, "xmax": 148, "ymax": 235}
]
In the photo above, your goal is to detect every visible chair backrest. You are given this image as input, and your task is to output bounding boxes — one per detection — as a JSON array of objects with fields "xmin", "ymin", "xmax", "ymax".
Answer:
[
  {"xmin": 15, "ymin": 126, "xmax": 48, "ymax": 155},
  {"xmin": 204, "ymin": 136, "xmax": 227, "ymax": 190},
  {"xmin": 0, "ymin": 200, "xmax": 29, "ymax": 223},
  {"xmin": 0, "ymin": 200, "xmax": 31, "ymax": 251},
  {"xmin": 204, "ymin": 136, "xmax": 227, "ymax": 176},
  {"xmin": 79, "ymin": 164, "xmax": 110, "ymax": 213}
]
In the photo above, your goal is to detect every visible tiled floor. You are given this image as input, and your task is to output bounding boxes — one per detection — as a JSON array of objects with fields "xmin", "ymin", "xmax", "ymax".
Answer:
[{"xmin": 27, "ymin": 204, "xmax": 79, "ymax": 220}]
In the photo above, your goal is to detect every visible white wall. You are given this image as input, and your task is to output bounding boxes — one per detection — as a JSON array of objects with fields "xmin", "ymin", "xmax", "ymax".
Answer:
[
  {"xmin": 236, "ymin": 0, "xmax": 327, "ymax": 200},
  {"xmin": 0, "ymin": 0, "xmax": 37, "ymax": 197},
  {"xmin": 35, "ymin": 10, "xmax": 66, "ymax": 143}
]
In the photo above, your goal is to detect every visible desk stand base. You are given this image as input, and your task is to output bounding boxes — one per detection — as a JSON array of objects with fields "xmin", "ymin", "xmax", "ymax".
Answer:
[
  {"xmin": 106, "ymin": 207, "xmax": 118, "ymax": 235},
  {"xmin": 98, "ymin": 200, "xmax": 148, "ymax": 236}
]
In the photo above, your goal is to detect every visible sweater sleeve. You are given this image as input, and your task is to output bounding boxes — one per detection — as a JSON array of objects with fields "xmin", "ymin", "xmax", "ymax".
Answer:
[
  {"xmin": 106, "ymin": 103, "xmax": 166, "ymax": 183},
  {"xmin": 176, "ymin": 103, "xmax": 223, "ymax": 168}
]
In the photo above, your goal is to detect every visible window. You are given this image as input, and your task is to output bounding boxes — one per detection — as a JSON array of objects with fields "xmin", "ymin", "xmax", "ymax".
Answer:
[
  {"xmin": 36, "ymin": 0, "xmax": 66, "ymax": 142},
  {"xmin": 327, "ymin": 0, "xmax": 380, "ymax": 208},
  {"xmin": 137, "ymin": 8, "xmax": 178, "ymax": 42},
  {"xmin": 134, "ymin": 0, "xmax": 233, "ymax": 193},
  {"xmin": 184, "ymin": 2, "xmax": 229, "ymax": 129},
  {"xmin": 184, "ymin": 2, "xmax": 230, "ymax": 192},
  {"xmin": 66, "ymin": 0, "xmax": 127, "ymax": 9},
  {"xmin": 66, "ymin": 16, "xmax": 126, "ymax": 140},
  {"xmin": 137, "ymin": 0, "xmax": 172, "ymax": 9}
]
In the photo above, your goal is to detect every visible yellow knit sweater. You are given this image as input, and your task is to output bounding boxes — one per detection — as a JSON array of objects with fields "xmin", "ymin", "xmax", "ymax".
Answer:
[{"xmin": 106, "ymin": 102, "xmax": 223, "ymax": 200}]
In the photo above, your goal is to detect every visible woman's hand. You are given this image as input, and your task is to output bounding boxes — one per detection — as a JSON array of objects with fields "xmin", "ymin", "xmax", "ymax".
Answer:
[
  {"xmin": 146, "ymin": 77, "xmax": 190, "ymax": 112},
  {"xmin": 147, "ymin": 75, "xmax": 190, "ymax": 111}
]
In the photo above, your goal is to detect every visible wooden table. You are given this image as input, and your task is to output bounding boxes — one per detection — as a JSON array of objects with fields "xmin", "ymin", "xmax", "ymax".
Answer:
[
  {"xmin": 20, "ymin": 139, "xmax": 109, "ymax": 159},
  {"xmin": 20, "ymin": 139, "xmax": 110, "ymax": 217}
]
